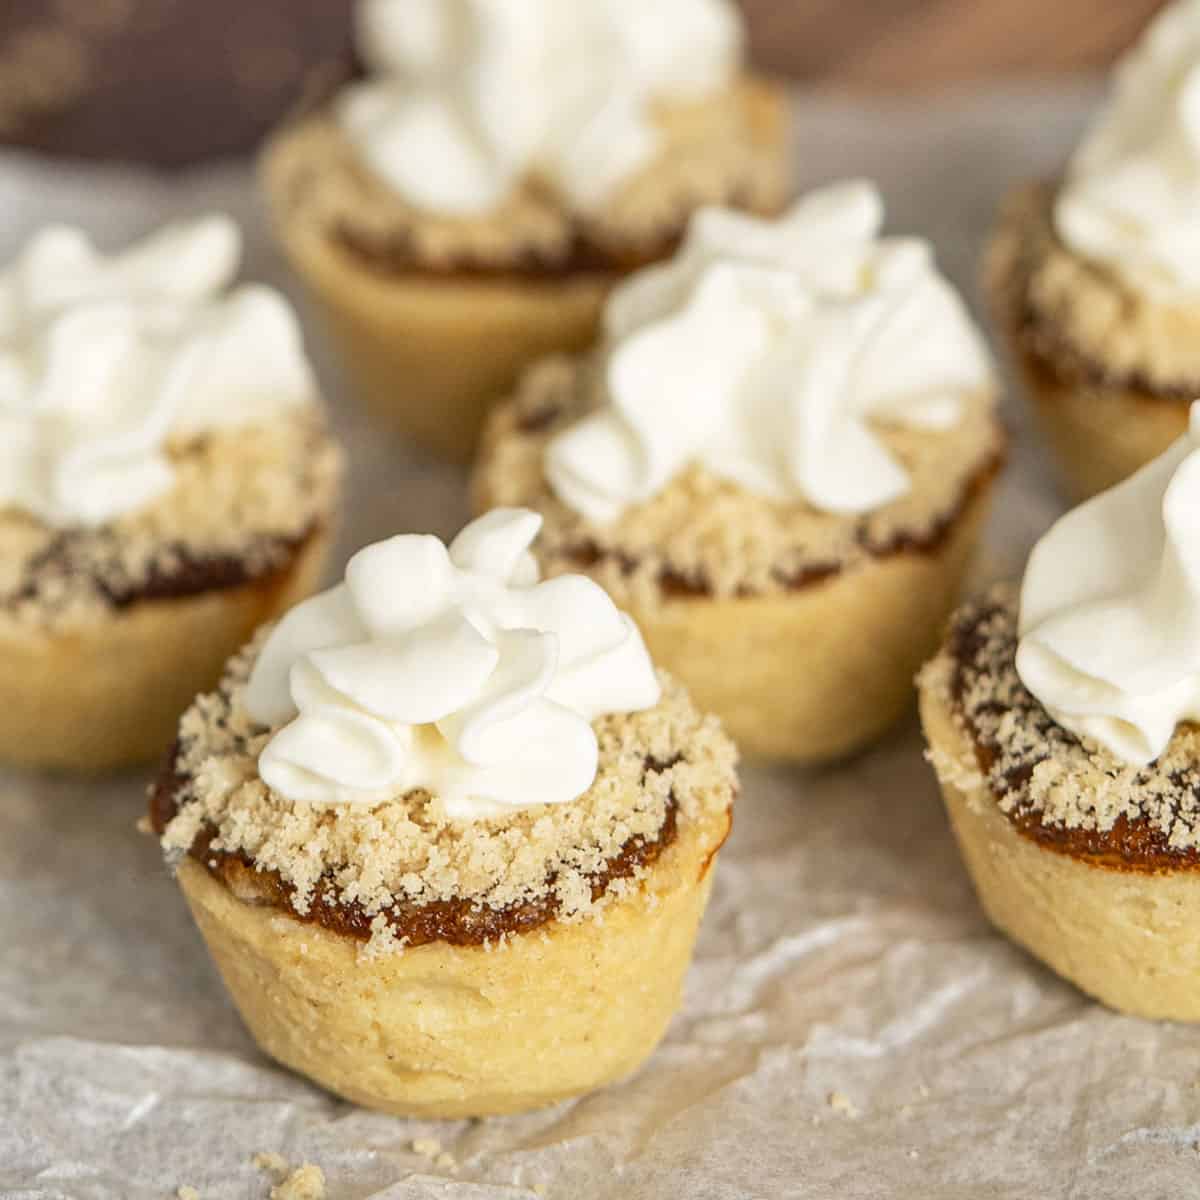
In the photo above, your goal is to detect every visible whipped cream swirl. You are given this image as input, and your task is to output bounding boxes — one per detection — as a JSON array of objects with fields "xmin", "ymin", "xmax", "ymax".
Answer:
[
  {"xmin": 1018, "ymin": 402, "xmax": 1200, "ymax": 765},
  {"xmin": 1055, "ymin": 0, "xmax": 1200, "ymax": 301},
  {"xmin": 0, "ymin": 217, "xmax": 316, "ymax": 528},
  {"xmin": 337, "ymin": 0, "xmax": 743, "ymax": 215},
  {"xmin": 546, "ymin": 180, "xmax": 994, "ymax": 522},
  {"xmin": 242, "ymin": 509, "xmax": 661, "ymax": 819}
]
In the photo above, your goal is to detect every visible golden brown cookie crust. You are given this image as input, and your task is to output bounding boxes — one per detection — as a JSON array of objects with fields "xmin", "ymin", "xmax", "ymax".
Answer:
[
  {"xmin": 984, "ymin": 181, "xmax": 1200, "ymax": 399},
  {"xmin": 153, "ymin": 632, "xmax": 738, "ymax": 954},
  {"xmin": 264, "ymin": 76, "xmax": 791, "ymax": 275},
  {"xmin": 472, "ymin": 356, "xmax": 1004, "ymax": 607},
  {"xmin": 0, "ymin": 409, "xmax": 343, "ymax": 634}
]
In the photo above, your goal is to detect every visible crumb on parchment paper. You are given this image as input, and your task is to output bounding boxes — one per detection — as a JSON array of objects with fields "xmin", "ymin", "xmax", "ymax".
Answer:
[
  {"xmin": 253, "ymin": 1150, "xmax": 289, "ymax": 1175},
  {"xmin": 270, "ymin": 1163, "xmax": 325, "ymax": 1200},
  {"xmin": 827, "ymin": 1091, "xmax": 860, "ymax": 1118},
  {"xmin": 176, "ymin": 1188, "xmax": 200, "ymax": 1200}
]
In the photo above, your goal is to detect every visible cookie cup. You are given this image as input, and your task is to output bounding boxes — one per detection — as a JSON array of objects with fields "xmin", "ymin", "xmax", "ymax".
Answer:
[
  {"xmin": 0, "ymin": 531, "xmax": 329, "ymax": 773},
  {"xmin": 175, "ymin": 793, "xmax": 728, "ymax": 1119},
  {"xmin": 920, "ymin": 616, "xmax": 1200, "ymax": 1021},
  {"xmin": 262, "ymin": 80, "xmax": 790, "ymax": 462}
]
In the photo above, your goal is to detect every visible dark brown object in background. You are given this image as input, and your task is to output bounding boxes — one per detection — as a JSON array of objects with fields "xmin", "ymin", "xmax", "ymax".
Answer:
[
  {"xmin": 742, "ymin": 0, "xmax": 1168, "ymax": 89},
  {"xmin": 0, "ymin": 0, "xmax": 1172, "ymax": 167},
  {"xmin": 0, "ymin": 0, "xmax": 354, "ymax": 166}
]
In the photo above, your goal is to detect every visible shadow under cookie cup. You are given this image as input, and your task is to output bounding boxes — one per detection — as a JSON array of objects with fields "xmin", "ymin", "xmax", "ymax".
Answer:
[
  {"xmin": 259, "ymin": 78, "xmax": 792, "ymax": 463},
  {"xmin": 150, "ymin": 652, "xmax": 737, "ymax": 1118},
  {"xmin": 984, "ymin": 182, "xmax": 1193, "ymax": 504},
  {"xmin": 919, "ymin": 592, "xmax": 1200, "ymax": 1021}
]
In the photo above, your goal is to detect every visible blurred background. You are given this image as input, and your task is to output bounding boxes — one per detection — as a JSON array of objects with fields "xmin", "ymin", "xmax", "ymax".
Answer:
[{"xmin": 0, "ymin": 0, "xmax": 1168, "ymax": 167}]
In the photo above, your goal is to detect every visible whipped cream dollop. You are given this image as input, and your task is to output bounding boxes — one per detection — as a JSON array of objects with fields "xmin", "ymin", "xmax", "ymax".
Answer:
[
  {"xmin": 0, "ymin": 217, "xmax": 316, "ymax": 528},
  {"xmin": 337, "ymin": 0, "xmax": 743, "ymax": 215},
  {"xmin": 1017, "ymin": 402, "xmax": 1200, "ymax": 765},
  {"xmin": 1055, "ymin": 0, "xmax": 1200, "ymax": 301},
  {"xmin": 545, "ymin": 180, "xmax": 994, "ymax": 522},
  {"xmin": 242, "ymin": 509, "xmax": 661, "ymax": 820}
]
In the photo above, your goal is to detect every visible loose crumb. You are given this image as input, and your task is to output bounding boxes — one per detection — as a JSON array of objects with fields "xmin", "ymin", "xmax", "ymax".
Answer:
[
  {"xmin": 411, "ymin": 1137, "xmax": 442, "ymax": 1159},
  {"xmin": 270, "ymin": 1164, "xmax": 325, "ymax": 1200},
  {"xmin": 475, "ymin": 356, "xmax": 1002, "ymax": 606},
  {"xmin": 435, "ymin": 1152, "xmax": 457, "ymax": 1170},
  {"xmin": 827, "ymin": 1091, "xmax": 860, "ymax": 1118},
  {"xmin": 177, "ymin": 1189, "xmax": 200, "ymax": 1200},
  {"xmin": 253, "ymin": 1151, "xmax": 289, "ymax": 1175}
]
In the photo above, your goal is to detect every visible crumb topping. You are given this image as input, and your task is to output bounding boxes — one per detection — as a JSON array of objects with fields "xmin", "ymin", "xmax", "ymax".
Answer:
[
  {"xmin": 156, "ymin": 630, "xmax": 736, "ymax": 953},
  {"xmin": 473, "ymin": 356, "xmax": 1003, "ymax": 607},
  {"xmin": 984, "ymin": 181, "xmax": 1200, "ymax": 398},
  {"xmin": 929, "ymin": 586, "xmax": 1200, "ymax": 866},
  {"xmin": 0, "ymin": 409, "xmax": 342, "ymax": 633},
  {"xmin": 264, "ymin": 79, "xmax": 789, "ymax": 274}
]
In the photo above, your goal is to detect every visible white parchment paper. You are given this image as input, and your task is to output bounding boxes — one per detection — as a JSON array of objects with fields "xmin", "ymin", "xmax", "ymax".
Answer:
[{"xmin": 5, "ymin": 84, "xmax": 1197, "ymax": 1200}]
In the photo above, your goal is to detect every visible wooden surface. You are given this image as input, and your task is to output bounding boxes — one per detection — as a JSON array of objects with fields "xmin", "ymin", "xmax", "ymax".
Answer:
[
  {"xmin": 742, "ymin": 0, "xmax": 1168, "ymax": 87},
  {"xmin": 0, "ymin": 0, "xmax": 1173, "ymax": 165}
]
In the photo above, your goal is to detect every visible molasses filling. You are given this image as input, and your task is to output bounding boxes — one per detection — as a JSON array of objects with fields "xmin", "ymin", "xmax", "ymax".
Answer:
[
  {"xmin": 945, "ymin": 591, "xmax": 1200, "ymax": 873},
  {"xmin": 8, "ymin": 526, "xmax": 318, "ymax": 612},
  {"xmin": 988, "ymin": 183, "xmax": 1200, "ymax": 402},
  {"xmin": 150, "ymin": 750, "xmax": 703, "ymax": 949},
  {"xmin": 334, "ymin": 217, "xmax": 688, "ymax": 280}
]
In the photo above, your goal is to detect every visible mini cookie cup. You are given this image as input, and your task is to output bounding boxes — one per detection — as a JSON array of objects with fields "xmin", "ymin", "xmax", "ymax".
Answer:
[
  {"xmin": 920, "ymin": 593, "xmax": 1200, "ymax": 1021},
  {"xmin": 152, "ymin": 658, "xmax": 736, "ymax": 1118}
]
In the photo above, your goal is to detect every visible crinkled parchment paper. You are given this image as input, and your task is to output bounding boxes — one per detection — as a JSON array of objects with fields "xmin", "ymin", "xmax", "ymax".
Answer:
[{"xmin": 5, "ymin": 84, "xmax": 1199, "ymax": 1200}]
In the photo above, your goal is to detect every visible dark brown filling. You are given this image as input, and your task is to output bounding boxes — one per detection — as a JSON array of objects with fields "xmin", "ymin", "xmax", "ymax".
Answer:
[
  {"xmin": 149, "ymin": 749, "xmax": 714, "ymax": 948},
  {"xmin": 947, "ymin": 599, "xmax": 1200, "ymax": 873},
  {"xmin": 1017, "ymin": 302, "xmax": 1200, "ymax": 403},
  {"xmin": 5, "ymin": 525, "xmax": 319, "ymax": 613},
  {"xmin": 554, "ymin": 449, "xmax": 1006, "ymax": 599},
  {"xmin": 334, "ymin": 218, "xmax": 684, "ymax": 281}
]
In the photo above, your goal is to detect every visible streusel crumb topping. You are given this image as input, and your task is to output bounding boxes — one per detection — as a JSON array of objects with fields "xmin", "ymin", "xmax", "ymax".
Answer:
[
  {"xmin": 473, "ymin": 357, "xmax": 1003, "ymax": 607},
  {"xmin": 924, "ymin": 586, "xmax": 1200, "ymax": 857},
  {"xmin": 985, "ymin": 181, "xmax": 1200, "ymax": 397},
  {"xmin": 158, "ymin": 630, "xmax": 736, "ymax": 952},
  {"xmin": 0, "ymin": 409, "xmax": 342, "ymax": 633},
  {"xmin": 264, "ymin": 80, "xmax": 789, "ymax": 274}
]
